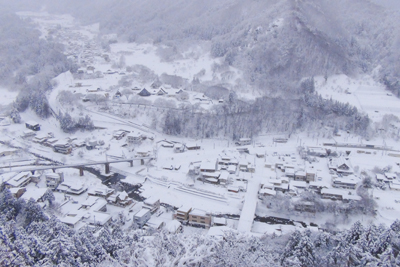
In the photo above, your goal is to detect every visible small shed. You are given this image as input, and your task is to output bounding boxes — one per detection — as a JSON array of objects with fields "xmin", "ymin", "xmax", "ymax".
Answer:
[{"xmin": 25, "ymin": 121, "xmax": 40, "ymax": 131}]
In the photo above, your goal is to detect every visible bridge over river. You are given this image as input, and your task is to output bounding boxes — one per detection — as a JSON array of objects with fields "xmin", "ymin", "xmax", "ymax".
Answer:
[{"xmin": 1, "ymin": 157, "xmax": 154, "ymax": 176}]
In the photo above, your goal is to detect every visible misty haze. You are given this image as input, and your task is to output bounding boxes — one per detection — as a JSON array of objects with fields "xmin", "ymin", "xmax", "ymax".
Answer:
[{"xmin": 0, "ymin": 0, "xmax": 400, "ymax": 266}]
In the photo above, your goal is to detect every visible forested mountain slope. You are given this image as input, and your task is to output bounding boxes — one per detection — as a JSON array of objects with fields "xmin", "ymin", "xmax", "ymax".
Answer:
[{"xmin": 40, "ymin": 0, "xmax": 400, "ymax": 95}]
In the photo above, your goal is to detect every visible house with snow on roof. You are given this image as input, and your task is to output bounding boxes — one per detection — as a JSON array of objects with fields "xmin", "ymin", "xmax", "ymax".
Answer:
[
  {"xmin": 259, "ymin": 187, "xmax": 276, "ymax": 198},
  {"xmin": 56, "ymin": 181, "xmax": 87, "ymax": 195},
  {"xmin": 219, "ymin": 171, "xmax": 229, "ymax": 186},
  {"xmin": 89, "ymin": 211, "xmax": 112, "ymax": 227},
  {"xmin": 328, "ymin": 157, "xmax": 353, "ymax": 175},
  {"xmin": 294, "ymin": 170, "xmax": 307, "ymax": 181},
  {"xmin": 127, "ymin": 132, "xmax": 142, "ymax": 144},
  {"xmin": 332, "ymin": 176, "xmax": 358, "ymax": 190},
  {"xmin": 107, "ymin": 191, "xmax": 133, "ymax": 207},
  {"xmin": 21, "ymin": 188, "xmax": 48, "ymax": 203},
  {"xmin": 33, "ymin": 132, "xmax": 49, "ymax": 144},
  {"xmin": 307, "ymin": 147, "xmax": 328, "ymax": 157},
  {"xmin": 9, "ymin": 187, "xmax": 26, "ymax": 199},
  {"xmin": 4, "ymin": 172, "xmax": 31, "ymax": 188},
  {"xmin": 376, "ymin": 173, "xmax": 389, "ymax": 183},
  {"xmin": 384, "ymin": 173, "xmax": 397, "ymax": 181},
  {"xmin": 294, "ymin": 201, "xmax": 316, "ymax": 213},
  {"xmin": 175, "ymin": 205, "xmax": 192, "ymax": 222},
  {"xmin": 134, "ymin": 208, "xmax": 151, "ymax": 228},
  {"xmin": 60, "ymin": 212, "xmax": 85, "ymax": 228},
  {"xmin": 188, "ymin": 209, "xmax": 211, "ymax": 228},
  {"xmin": 156, "ymin": 88, "xmax": 168, "ymax": 96},
  {"xmin": 212, "ymin": 217, "xmax": 227, "ymax": 227},
  {"xmin": 46, "ymin": 172, "xmax": 64, "ymax": 189},
  {"xmin": 309, "ymin": 181, "xmax": 329, "ymax": 193},
  {"xmin": 200, "ymin": 160, "xmax": 217, "ymax": 173},
  {"xmin": 53, "ymin": 140, "xmax": 72, "ymax": 154},
  {"xmin": 174, "ymin": 144, "xmax": 185, "ymax": 153},
  {"xmin": 185, "ymin": 143, "xmax": 200, "ymax": 150},
  {"xmin": 21, "ymin": 129, "xmax": 36, "ymax": 138},
  {"xmin": 113, "ymin": 129, "xmax": 129, "ymax": 140},
  {"xmin": 305, "ymin": 168, "xmax": 316, "ymax": 182},
  {"xmin": 143, "ymin": 196, "xmax": 160, "ymax": 213},
  {"xmin": 25, "ymin": 121, "xmax": 40, "ymax": 131},
  {"xmin": 80, "ymin": 196, "xmax": 107, "ymax": 212},
  {"xmin": 321, "ymin": 188, "xmax": 347, "ymax": 200},
  {"xmin": 88, "ymin": 187, "xmax": 115, "ymax": 198},
  {"xmin": 390, "ymin": 182, "xmax": 400, "ymax": 191}
]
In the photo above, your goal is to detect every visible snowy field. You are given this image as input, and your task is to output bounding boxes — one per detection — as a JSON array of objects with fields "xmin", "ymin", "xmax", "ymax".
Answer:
[
  {"xmin": 315, "ymin": 74, "xmax": 400, "ymax": 122},
  {"xmin": 111, "ymin": 42, "xmax": 240, "ymax": 82},
  {"xmin": 0, "ymin": 88, "xmax": 18, "ymax": 107}
]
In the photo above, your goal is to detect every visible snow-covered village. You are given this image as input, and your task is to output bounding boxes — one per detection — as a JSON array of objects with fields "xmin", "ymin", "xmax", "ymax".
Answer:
[{"xmin": 2, "ymin": 1, "xmax": 400, "ymax": 266}]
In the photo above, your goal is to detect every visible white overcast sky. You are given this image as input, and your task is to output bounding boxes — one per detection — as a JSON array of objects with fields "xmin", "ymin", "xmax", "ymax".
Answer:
[{"xmin": 370, "ymin": 0, "xmax": 400, "ymax": 9}]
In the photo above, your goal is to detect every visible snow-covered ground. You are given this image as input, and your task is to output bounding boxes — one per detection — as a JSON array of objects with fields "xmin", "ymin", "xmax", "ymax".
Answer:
[
  {"xmin": 2, "ymin": 11, "xmax": 400, "ymax": 237},
  {"xmin": 315, "ymin": 74, "xmax": 400, "ymax": 122},
  {"xmin": 0, "ymin": 88, "xmax": 18, "ymax": 107}
]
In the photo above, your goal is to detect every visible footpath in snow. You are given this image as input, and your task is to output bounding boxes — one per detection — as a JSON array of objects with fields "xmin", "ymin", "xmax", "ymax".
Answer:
[{"xmin": 237, "ymin": 180, "xmax": 260, "ymax": 232}]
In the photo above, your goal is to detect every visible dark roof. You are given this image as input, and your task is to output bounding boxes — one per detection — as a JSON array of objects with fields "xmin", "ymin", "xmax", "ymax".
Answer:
[{"xmin": 138, "ymin": 88, "xmax": 151, "ymax": 96}]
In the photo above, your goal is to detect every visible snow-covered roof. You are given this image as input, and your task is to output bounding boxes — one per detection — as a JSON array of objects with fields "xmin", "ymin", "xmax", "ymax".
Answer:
[
  {"xmin": 205, "ymin": 177, "xmax": 219, "ymax": 183},
  {"xmin": 285, "ymin": 168, "xmax": 295, "ymax": 175},
  {"xmin": 82, "ymin": 196, "xmax": 100, "ymax": 207},
  {"xmin": 219, "ymin": 171, "xmax": 229, "ymax": 180},
  {"xmin": 26, "ymin": 120, "xmax": 39, "ymax": 126},
  {"xmin": 201, "ymin": 172, "xmax": 220, "ymax": 178},
  {"xmin": 307, "ymin": 147, "xmax": 327, "ymax": 154},
  {"xmin": 9, "ymin": 187, "xmax": 25, "ymax": 194},
  {"xmin": 228, "ymin": 165, "xmax": 236, "ymax": 171},
  {"xmin": 280, "ymin": 177, "xmax": 289, "ymax": 183},
  {"xmin": 200, "ymin": 160, "xmax": 216, "ymax": 171},
  {"xmin": 90, "ymin": 211, "xmax": 112, "ymax": 226},
  {"xmin": 385, "ymin": 173, "xmax": 397, "ymax": 179},
  {"xmin": 321, "ymin": 188, "xmax": 347, "ymax": 196},
  {"xmin": 0, "ymin": 172, "xmax": 18, "ymax": 182},
  {"xmin": 177, "ymin": 205, "xmax": 192, "ymax": 213},
  {"xmin": 295, "ymin": 171, "xmax": 306, "ymax": 176},
  {"xmin": 88, "ymin": 187, "xmax": 114, "ymax": 195},
  {"xmin": 6, "ymin": 172, "xmax": 31, "ymax": 187},
  {"xmin": 259, "ymin": 188, "xmax": 276, "ymax": 196},
  {"xmin": 22, "ymin": 130, "xmax": 36, "ymax": 136},
  {"xmin": 376, "ymin": 173, "xmax": 386, "ymax": 180},
  {"xmin": 390, "ymin": 183, "xmax": 400, "ymax": 190},
  {"xmin": 119, "ymin": 191, "xmax": 128, "ymax": 200},
  {"xmin": 290, "ymin": 181, "xmax": 308, "ymax": 189},
  {"xmin": 60, "ymin": 214, "xmax": 83, "ymax": 226},
  {"xmin": 144, "ymin": 196, "xmax": 159, "ymax": 206},
  {"xmin": 275, "ymin": 183, "xmax": 289, "ymax": 190},
  {"xmin": 262, "ymin": 182, "xmax": 274, "ymax": 189},
  {"xmin": 135, "ymin": 208, "xmax": 150, "ymax": 218},
  {"xmin": 333, "ymin": 178, "xmax": 358, "ymax": 185},
  {"xmin": 342, "ymin": 195, "xmax": 362, "ymax": 201},
  {"xmin": 46, "ymin": 173, "xmax": 60, "ymax": 179},
  {"xmin": 186, "ymin": 142, "xmax": 200, "ymax": 148},
  {"xmin": 309, "ymin": 181, "xmax": 329, "ymax": 188},
  {"xmin": 21, "ymin": 188, "xmax": 47, "ymax": 202},
  {"xmin": 213, "ymin": 217, "xmax": 227, "ymax": 225}
]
